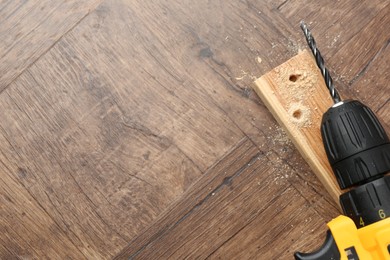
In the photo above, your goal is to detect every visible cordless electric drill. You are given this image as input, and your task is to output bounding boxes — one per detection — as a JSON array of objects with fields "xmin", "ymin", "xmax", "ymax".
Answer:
[{"xmin": 294, "ymin": 22, "xmax": 390, "ymax": 260}]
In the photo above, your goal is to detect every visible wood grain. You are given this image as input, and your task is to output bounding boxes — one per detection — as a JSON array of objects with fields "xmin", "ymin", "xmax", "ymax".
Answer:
[
  {"xmin": 334, "ymin": 3, "xmax": 390, "ymax": 86},
  {"xmin": 348, "ymin": 15, "xmax": 390, "ymax": 125},
  {"xmin": 0, "ymin": 0, "xmax": 388, "ymax": 259},
  {"xmin": 0, "ymin": 161, "xmax": 86, "ymax": 259},
  {"xmin": 0, "ymin": 0, "xmax": 102, "ymax": 91},
  {"xmin": 115, "ymin": 138, "xmax": 334, "ymax": 259}
]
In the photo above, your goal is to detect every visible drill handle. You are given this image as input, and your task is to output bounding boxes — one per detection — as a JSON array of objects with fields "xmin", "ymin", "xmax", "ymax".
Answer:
[{"xmin": 294, "ymin": 230, "xmax": 340, "ymax": 260}]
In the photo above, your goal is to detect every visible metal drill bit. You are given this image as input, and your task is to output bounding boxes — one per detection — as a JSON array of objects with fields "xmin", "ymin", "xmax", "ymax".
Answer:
[{"xmin": 300, "ymin": 21, "xmax": 341, "ymax": 103}]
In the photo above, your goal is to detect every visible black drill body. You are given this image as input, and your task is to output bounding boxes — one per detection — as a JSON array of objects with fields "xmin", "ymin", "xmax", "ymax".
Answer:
[{"xmin": 295, "ymin": 22, "xmax": 390, "ymax": 260}]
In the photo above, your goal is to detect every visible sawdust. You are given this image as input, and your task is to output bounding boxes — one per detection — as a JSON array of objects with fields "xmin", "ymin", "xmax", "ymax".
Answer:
[
  {"xmin": 274, "ymin": 68, "xmax": 317, "ymax": 101},
  {"xmin": 269, "ymin": 126, "xmax": 292, "ymax": 147},
  {"xmin": 330, "ymin": 33, "xmax": 341, "ymax": 48},
  {"xmin": 235, "ymin": 71, "xmax": 247, "ymax": 80},
  {"xmin": 235, "ymin": 69, "xmax": 257, "ymax": 81},
  {"xmin": 325, "ymin": 32, "xmax": 342, "ymax": 49},
  {"xmin": 259, "ymin": 126, "xmax": 297, "ymax": 185},
  {"xmin": 286, "ymin": 39, "xmax": 304, "ymax": 56}
]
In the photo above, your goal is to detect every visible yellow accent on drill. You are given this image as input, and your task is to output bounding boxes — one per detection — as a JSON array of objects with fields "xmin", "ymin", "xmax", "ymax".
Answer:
[{"xmin": 328, "ymin": 216, "xmax": 390, "ymax": 260}]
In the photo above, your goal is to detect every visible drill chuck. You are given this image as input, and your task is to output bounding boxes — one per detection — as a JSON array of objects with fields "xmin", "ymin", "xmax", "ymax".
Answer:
[
  {"xmin": 321, "ymin": 99, "xmax": 390, "ymax": 228},
  {"xmin": 321, "ymin": 100, "xmax": 390, "ymax": 189}
]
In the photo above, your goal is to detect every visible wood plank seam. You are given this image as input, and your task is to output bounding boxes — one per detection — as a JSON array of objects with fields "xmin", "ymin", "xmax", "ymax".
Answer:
[{"xmin": 0, "ymin": 1, "xmax": 103, "ymax": 94}]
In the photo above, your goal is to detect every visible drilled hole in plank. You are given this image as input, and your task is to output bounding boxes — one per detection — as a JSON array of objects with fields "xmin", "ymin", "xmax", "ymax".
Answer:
[
  {"xmin": 292, "ymin": 109, "xmax": 302, "ymax": 119},
  {"xmin": 289, "ymin": 74, "xmax": 301, "ymax": 82}
]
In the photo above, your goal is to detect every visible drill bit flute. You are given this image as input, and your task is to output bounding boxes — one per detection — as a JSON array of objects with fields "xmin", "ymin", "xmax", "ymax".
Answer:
[{"xmin": 300, "ymin": 22, "xmax": 341, "ymax": 103}]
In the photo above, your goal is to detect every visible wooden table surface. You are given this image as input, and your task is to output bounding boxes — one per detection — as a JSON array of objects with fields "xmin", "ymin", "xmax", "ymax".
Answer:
[{"xmin": 1, "ymin": 1, "xmax": 389, "ymax": 259}]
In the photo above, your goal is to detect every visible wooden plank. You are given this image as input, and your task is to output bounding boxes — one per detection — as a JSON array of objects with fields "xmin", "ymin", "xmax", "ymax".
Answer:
[
  {"xmin": 0, "ymin": 0, "xmax": 102, "ymax": 91},
  {"xmin": 253, "ymin": 50, "xmax": 341, "ymax": 203},
  {"xmin": 115, "ymin": 138, "xmax": 336, "ymax": 259}
]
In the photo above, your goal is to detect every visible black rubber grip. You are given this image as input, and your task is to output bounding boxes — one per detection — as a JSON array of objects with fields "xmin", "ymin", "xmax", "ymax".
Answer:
[
  {"xmin": 340, "ymin": 175, "xmax": 390, "ymax": 228},
  {"xmin": 294, "ymin": 230, "xmax": 340, "ymax": 260}
]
